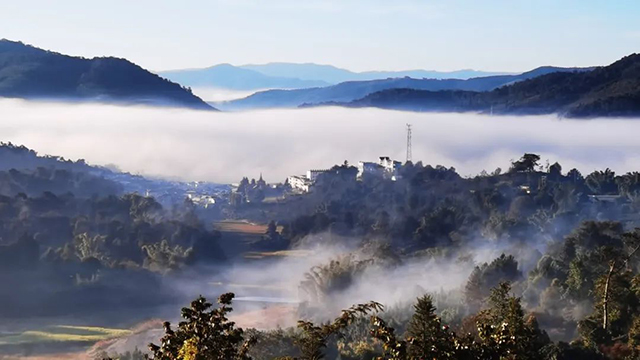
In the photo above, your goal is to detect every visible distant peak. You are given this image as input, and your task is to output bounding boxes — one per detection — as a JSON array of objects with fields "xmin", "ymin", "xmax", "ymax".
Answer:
[
  {"xmin": 212, "ymin": 63, "xmax": 236, "ymax": 68},
  {"xmin": 0, "ymin": 39, "xmax": 27, "ymax": 47}
]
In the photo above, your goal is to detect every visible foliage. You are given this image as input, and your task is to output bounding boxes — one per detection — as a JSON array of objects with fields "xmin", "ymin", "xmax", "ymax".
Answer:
[
  {"xmin": 299, "ymin": 255, "xmax": 374, "ymax": 306},
  {"xmin": 147, "ymin": 293, "xmax": 256, "ymax": 360},
  {"xmin": 296, "ymin": 301, "xmax": 384, "ymax": 359}
]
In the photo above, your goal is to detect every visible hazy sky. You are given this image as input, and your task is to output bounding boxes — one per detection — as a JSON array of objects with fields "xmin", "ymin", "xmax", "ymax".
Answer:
[{"xmin": 1, "ymin": 0, "xmax": 638, "ymax": 72}]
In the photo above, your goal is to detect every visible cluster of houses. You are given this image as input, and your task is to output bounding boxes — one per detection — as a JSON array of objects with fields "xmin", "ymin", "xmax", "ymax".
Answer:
[
  {"xmin": 287, "ymin": 156, "xmax": 403, "ymax": 193},
  {"xmin": 226, "ymin": 156, "xmax": 405, "ymax": 206},
  {"xmin": 140, "ymin": 180, "xmax": 228, "ymax": 208}
]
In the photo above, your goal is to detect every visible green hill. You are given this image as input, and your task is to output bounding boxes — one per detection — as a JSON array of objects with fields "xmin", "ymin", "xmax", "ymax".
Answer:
[
  {"xmin": 347, "ymin": 53, "xmax": 640, "ymax": 117},
  {"xmin": 0, "ymin": 39, "xmax": 213, "ymax": 110}
]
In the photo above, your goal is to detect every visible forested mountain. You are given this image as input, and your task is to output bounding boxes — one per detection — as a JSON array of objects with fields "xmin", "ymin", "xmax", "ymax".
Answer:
[
  {"xmin": 345, "ymin": 53, "xmax": 640, "ymax": 117},
  {"xmin": 159, "ymin": 64, "xmax": 330, "ymax": 91},
  {"xmin": 0, "ymin": 39, "xmax": 213, "ymax": 110},
  {"xmin": 217, "ymin": 66, "xmax": 587, "ymax": 110}
]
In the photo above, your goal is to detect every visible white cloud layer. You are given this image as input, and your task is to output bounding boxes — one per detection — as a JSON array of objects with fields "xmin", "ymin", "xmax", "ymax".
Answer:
[{"xmin": 1, "ymin": 99, "xmax": 640, "ymax": 184}]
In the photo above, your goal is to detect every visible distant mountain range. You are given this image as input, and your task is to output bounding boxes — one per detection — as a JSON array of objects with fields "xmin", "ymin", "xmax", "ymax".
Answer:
[
  {"xmin": 159, "ymin": 62, "xmax": 509, "ymax": 92},
  {"xmin": 4, "ymin": 38, "xmax": 636, "ymax": 117},
  {"xmin": 336, "ymin": 54, "xmax": 640, "ymax": 118},
  {"xmin": 0, "ymin": 39, "xmax": 213, "ymax": 110},
  {"xmin": 240, "ymin": 63, "xmax": 509, "ymax": 83},
  {"xmin": 217, "ymin": 66, "xmax": 591, "ymax": 111},
  {"xmin": 159, "ymin": 64, "xmax": 330, "ymax": 91}
]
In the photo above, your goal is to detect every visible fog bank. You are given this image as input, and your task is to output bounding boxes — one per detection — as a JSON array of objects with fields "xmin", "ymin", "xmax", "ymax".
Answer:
[
  {"xmin": 1, "ymin": 99, "xmax": 639, "ymax": 183},
  {"xmin": 190, "ymin": 87, "xmax": 259, "ymax": 102}
]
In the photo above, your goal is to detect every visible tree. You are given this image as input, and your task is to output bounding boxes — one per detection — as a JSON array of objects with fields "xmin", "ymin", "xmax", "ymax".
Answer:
[
  {"xmin": 549, "ymin": 162, "xmax": 563, "ymax": 179},
  {"xmin": 147, "ymin": 294, "xmax": 256, "ymax": 360},
  {"xmin": 465, "ymin": 254, "xmax": 521, "ymax": 311},
  {"xmin": 299, "ymin": 255, "xmax": 373, "ymax": 306},
  {"xmin": 597, "ymin": 230, "xmax": 640, "ymax": 332},
  {"xmin": 405, "ymin": 295, "xmax": 455, "ymax": 359},
  {"xmin": 477, "ymin": 282, "xmax": 549, "ymax": 360},
  {"xmin": 296, "ymin": 301, "xmax": 383, "ymax": 360},
  {"xmin": 567, "ymin": 168, "xmax": 584, "ymax": 183},
  {"xmin": 617, "ymin": 172, "xmax": 640, "ymax": 199},
  {"xmin": 510, "ymin": 153, "xmax": 541, "ymax": 173},
  {"xmin": 585, "ymin": 169, "xmax": 618, "ymax": 195}
]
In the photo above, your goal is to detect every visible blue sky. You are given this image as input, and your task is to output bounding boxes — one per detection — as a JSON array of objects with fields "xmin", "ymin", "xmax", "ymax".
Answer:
[{"xmin": 1, "ymin": 0, "xmax": 638, "ymax": 72}]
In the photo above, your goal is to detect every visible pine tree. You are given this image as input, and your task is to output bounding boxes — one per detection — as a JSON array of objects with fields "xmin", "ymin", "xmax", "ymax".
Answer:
[
  {"xmin": 479, "ymin": 282, "xmax": 549, "ymax": 360},
  {"xmin": 406, "ymin": 295, "xmax": 455, "ymax": 359}
]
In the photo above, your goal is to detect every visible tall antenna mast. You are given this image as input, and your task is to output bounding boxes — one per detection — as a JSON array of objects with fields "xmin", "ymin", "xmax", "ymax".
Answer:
[{"xmin": 406, "ymin": 123, "xmax": 412, "ymax": 163}]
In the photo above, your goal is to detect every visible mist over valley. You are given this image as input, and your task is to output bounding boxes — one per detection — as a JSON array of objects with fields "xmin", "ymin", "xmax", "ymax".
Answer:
[
  {"xmin": 4, "ymin": 2, "xmax": 640, "ymax": 359},
  {"xmin": 1, "ymin": 99, "xmax": 639, "ymax": 184}
]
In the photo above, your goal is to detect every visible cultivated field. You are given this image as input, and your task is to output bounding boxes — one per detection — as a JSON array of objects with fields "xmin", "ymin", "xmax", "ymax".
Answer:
[
  {"xmin": 0, "ymin": 325, "xmax": 130, "ymax": 350},
  {"xmin": 213, "ymin": 220, "xmax": 283, "ymax": 234}
]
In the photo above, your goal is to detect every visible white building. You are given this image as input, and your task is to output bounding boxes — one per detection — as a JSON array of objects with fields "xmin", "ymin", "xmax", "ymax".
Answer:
[
  {"xmin": 186, "ymin": 191, "xmax": 217, "ymax": 208},
  {"xmin": 378, "ymin": 156, "xmax": 401, "ymax": 173},
  {"xmin": 357, "ymin": 156, "xmax": 402, "ymax": 180},
  {"xmin": 288, "ymin": 175, "xmax": 311, "ymax": 193}
]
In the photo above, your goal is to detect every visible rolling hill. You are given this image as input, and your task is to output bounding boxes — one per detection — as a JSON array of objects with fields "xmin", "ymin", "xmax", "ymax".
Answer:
[
  {"xmin": 217, "ymin": 66, "xmax": 589, "ymax": 111},
  {"xmin": 0, "ymin": 39, "xmax": 213, "ymax": 110},
  {"xmin": 344, "ymin": 53, "xmax": 640, "ymax": 118}
]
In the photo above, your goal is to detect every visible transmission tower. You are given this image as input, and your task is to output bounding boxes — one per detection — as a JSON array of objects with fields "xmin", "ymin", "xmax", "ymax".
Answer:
[{"xmin": 406, "ymin": 123, "xmax": 412, "ymax": 163}]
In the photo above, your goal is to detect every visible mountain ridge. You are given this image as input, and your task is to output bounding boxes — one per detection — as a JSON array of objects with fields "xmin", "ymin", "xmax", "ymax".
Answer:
[
  {"xmin": 0, "ymin": 39, "xmax": 214, "ymax": 110},
  {"xmin": 340, "ymin": 53, "xmax": 640, "ymax": 118},
  {"xmin": 217, "ymin": 65, "xmax": 592, "ymax": 111},
  {"xmin": 240, "ymin": 62, "xmax": 510, "ymax": 83},
  {"xmin": 160, "ymin": 64, "xmax": 330, "ymax": 91},
  {"xmin": 159, "ymin": 62, "xmax": 511, "ymax": 92}
]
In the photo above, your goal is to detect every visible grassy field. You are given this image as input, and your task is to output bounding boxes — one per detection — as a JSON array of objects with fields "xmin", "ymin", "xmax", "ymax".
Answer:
[{"xmin": 0, "ymin": 325, "xmax": 130, "ymax": 346}]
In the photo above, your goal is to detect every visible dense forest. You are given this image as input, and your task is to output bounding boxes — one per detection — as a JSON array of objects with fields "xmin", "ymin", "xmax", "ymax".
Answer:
[
  {"xmin": 0, "ymin": 144, "xmax": 227, "ymax": 320},
  {"xmin": 104, "ymin": 153, "xmax": 640, "ymax": 359},
  {"xmin": 342, "ymin": 53, "xmax": 640, "ymax": 117},
  {"xmin": 4, "ymin": 144, "xmax": 640, "ymax": 358}
]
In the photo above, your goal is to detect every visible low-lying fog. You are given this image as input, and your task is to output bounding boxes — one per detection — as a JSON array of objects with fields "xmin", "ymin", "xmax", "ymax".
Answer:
[
  {"xmin": 1, "ymin": 98, "xmax": 639, "ymax": 184},
  {"xmin": 190, "ymin": 87, "xmax": 260, "ymax": 102}
]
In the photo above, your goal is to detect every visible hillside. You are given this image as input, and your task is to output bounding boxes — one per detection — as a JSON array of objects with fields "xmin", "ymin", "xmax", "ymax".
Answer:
[
  {"xmin": 159, "ymin": 64, "xmax": 329, "ymax": 91},
  {"xmin": 217, "ymin": 66, "xmax": 588, "ymax": 110},
  {"xmin": 0, "ymin": 142, "xmax": 227, "ymax": 204},
  {"xmin": 0, "ymin": 39, "xmax": 213, "ymax": 110},
  {"xmin": 345, "ymin": 53, "xmax": 640, "ymax": 117}
]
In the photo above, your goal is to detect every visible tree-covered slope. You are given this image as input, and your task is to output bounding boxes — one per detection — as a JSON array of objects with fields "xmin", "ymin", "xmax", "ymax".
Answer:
[
  {"xmin": 0, "ymin": 39, "xmax": 213, "ymax": 110},
  {"xmin": 347, "ymin": 53, "xmax": 640, "ymax": 117}
]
